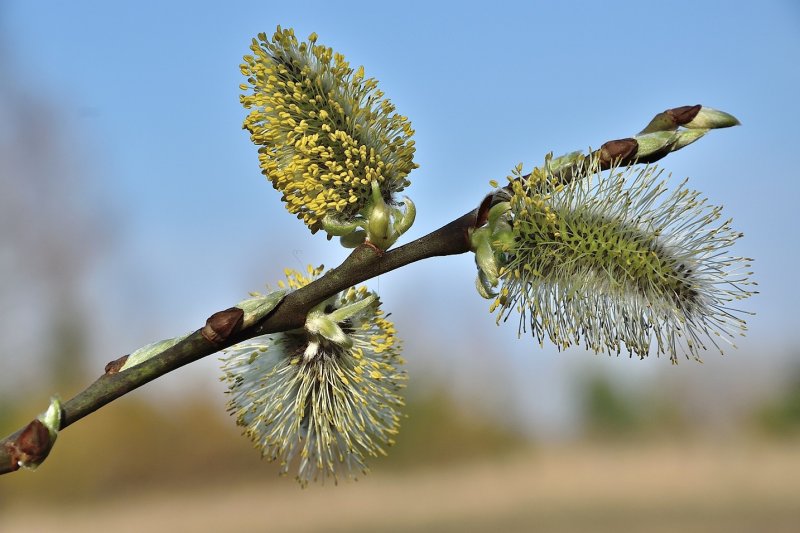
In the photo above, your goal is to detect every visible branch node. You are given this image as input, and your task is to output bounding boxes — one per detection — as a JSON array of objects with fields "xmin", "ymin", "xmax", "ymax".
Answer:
[
  {"xmin": 5, "ymin": 419, "xmax": 54, "ymax": 470},
  {"xmin": 202, "ymin": 307, "xmax": 245, "ymax": 346},
  {"xmin": 362, "ymin": 240, "xmax": 386, "ymax": 257},
  {"xmin": 667, "ymin": 104, "xmax": 702, "ymax": 126},
  {"xmin": 597, "ymin": 138, "xmax": 638, "ymax": 167},
  {"xmin": 105, "ymin": 355, "xmax": 129, "ymax": 375}
]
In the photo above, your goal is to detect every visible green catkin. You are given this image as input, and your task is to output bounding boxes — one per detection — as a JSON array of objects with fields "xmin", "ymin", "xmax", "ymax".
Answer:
[{"xmin": 490, "ymin": 163, "xmax": 754, "ymax": 363}]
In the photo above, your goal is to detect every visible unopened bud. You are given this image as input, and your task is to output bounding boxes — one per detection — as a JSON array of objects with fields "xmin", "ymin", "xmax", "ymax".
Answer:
[{"xmin": 684, "ymin": 107, "xmax": 741, "ymax": 130}]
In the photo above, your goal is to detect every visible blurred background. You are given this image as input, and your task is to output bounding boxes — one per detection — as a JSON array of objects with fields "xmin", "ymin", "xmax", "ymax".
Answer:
[{"xmin": 1, "ymin": 1, "xmax": 798, "ymax": 531}]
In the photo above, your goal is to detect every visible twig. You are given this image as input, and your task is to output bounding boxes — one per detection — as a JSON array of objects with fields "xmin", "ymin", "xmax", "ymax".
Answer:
[
  {"xmin": 0, "ymin": 210, "xmax": 476, "ymax": 474},
  {"xmin": 0, "ymin": 105, "xmax": 737, "ymax": 475}
]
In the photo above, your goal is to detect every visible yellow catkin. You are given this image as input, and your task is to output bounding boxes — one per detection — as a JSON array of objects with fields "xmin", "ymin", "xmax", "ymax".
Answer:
[{"xmin": 241, "ymin": 28, "xmax": 418, "ymax": 231}]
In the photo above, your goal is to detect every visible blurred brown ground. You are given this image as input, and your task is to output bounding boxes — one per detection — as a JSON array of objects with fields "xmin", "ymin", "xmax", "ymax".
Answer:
[
  {"xmin": 2, "ymin": 441, "xmax": 799, "ymax": 533},
  {"xmin": 1, "ymin": 390, "xmax": 799, "ymax": 533}
]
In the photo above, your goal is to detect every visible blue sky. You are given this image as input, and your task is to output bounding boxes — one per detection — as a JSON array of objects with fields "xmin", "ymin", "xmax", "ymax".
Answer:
[{"xmin": 2, "ymin": 1, "xmax": 799, "ymax": 432}]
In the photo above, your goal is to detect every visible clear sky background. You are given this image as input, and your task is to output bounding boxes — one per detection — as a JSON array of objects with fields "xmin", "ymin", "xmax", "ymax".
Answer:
[{"xmin": 1, "ymin": 1, "xmax": 798, "ymax": 435}]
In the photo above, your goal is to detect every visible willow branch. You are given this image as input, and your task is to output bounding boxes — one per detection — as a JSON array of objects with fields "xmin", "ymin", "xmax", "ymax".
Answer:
[
  {"xmin": 0, "ymin": 104, "xmax": 738, "ymax": 476},
  {"xmin": 0, "ymin": 209, "xmax": 477, "ymax": 475}
]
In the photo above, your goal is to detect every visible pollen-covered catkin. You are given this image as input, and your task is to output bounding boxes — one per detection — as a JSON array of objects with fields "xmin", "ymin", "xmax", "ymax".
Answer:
[{"xmin": 240, "ymin": 27, "xmax": 417, "ymax": 232}]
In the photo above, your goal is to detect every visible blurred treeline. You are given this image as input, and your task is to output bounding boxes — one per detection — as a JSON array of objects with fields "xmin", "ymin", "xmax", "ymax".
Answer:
[{"xmin": 579, "ymin": 367, "xmax": 800, "ymax": 440}]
